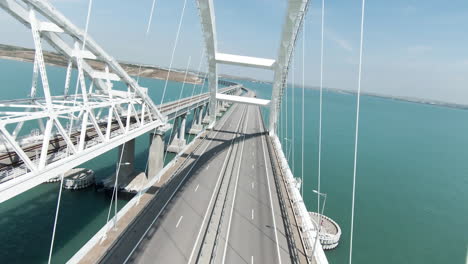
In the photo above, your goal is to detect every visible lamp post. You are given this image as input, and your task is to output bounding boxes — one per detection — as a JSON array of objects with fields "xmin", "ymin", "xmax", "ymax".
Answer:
[
  {"xmin": 311, "ymin": 189, "xmax": 327, "ymax": 260},
  {"xmin": 312, "ymin": 189, "xmax": 327, "ymax": 232}
]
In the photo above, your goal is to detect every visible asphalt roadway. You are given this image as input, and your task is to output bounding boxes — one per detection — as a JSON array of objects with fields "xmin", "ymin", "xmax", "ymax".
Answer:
[{"xmin": 100, "ymin": 102, "xmax": 293, "ymax": 264}]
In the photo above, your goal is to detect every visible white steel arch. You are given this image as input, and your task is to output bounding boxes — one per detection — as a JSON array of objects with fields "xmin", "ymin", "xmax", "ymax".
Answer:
[
  {"xmin": 196, "ymin": 0, "xmax": 309, "ymax": 134},
  {"xmin": 269, "ymin": 0, "xmax": 310, "ymax": 135}
]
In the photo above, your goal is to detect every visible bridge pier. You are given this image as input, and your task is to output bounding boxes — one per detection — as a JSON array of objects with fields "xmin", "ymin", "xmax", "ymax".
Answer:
[
  {"xmin": 167, "ymin": 114, "xmax": 187, "ymax": 153},
  {"xmin": 114, "ymin": 139, "xmax": 135, "ymax": 187},
  {"xmin": 147, "ymin": 132, "xmax": 164, "ymax": 180},
  {"xmin": 202, "ymin": 103, "xmax": 211, "ymax": 124},
  {"xmin": 189, "ymin": 105, "xmax": 204, "ymax": 135},
  {"xmin": 219, "ymin": 100, "xmax": 227, "ymax": 112}
]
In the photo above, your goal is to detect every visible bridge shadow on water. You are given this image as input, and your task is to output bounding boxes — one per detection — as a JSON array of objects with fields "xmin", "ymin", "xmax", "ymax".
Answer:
[{"xmin": 123, "ymin": 129, "xmax": 269, "ymax": 262}]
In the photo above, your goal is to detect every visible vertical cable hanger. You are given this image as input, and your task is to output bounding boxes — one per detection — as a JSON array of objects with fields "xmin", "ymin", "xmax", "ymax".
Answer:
[{"xmin": 349, "ymin": 0, "xmax": 367, "ymax": 263}]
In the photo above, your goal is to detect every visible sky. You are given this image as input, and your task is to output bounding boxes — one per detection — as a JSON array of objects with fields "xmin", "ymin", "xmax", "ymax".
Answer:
[{"xmin": 0, "ymin": 0, "xmax": 468, "ymax": 104}]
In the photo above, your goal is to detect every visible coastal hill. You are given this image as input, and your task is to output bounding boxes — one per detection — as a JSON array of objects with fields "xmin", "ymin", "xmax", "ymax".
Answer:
[{"xmin": 0, "ymin": 44, "xmax": 202, "ymax": 84}]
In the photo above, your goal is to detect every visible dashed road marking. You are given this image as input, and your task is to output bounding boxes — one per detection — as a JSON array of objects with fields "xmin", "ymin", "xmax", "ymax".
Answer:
[{"xmin": 176, "ymin": 216, "xmax": 183, "ymax": 228}]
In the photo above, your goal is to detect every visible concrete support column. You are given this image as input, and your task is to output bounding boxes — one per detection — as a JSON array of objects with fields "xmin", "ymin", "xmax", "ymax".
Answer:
[
  {"xmin": 168, "ymin": 114, "xmax": 187, "ymax": 153},
  {"xmin": 219, "ymin": 100, "xmax": 227, "ymax": 113},
  {"xmin": 147, "ymin": 132, "xmax": 164, "ymax": 180},
  {"xmin": 117, "ymin": 138, "xmax": 135, "ymax": 185},
  {"xmin": 172, "ymin": 116, "xmax": 180, "ymax": 140},
  {"xmin": 198, "ymin": 105, "xmax": 204, "ymax": 124},
  {"xmin": 190, "ymin": 106, "xmax": 204, "ymax": 135},
  {"xmin": 179, "ymin": 114, "xmax": 186, "ymax": 141},
  {"xmin": 203, "ymin": 102, "xmax": 211, "ymax": 124}
]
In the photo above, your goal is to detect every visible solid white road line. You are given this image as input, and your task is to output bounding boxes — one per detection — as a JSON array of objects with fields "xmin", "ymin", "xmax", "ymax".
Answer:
[
  {"xmin": 188, "ymin": 105, "xmax": 247, "ymax": 264},
  {"xmin": 195, "ymin": 184, "xmax": 199, "ymax": 192},
  {"xmin": 222, "ymin": 106, "xmax": 250, "ymax": 263},
  {"xmin": 257, "ymin": 107, "xmax": 282, "ymax": 264},
  {"xmin": 176, "ymin": 216, "xmax": 183, "ymax": 228}
]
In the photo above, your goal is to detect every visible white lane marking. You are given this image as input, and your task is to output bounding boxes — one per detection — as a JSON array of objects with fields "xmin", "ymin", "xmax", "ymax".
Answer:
[
  {"xmin": 123, "ymin": 104, "xmax": 238, "ymax": 264},
  {"xmin": 252, "ymin": 164, "xmax": 254, "ymax": 169},
  {"xmin": 251, "ymin": 255, "xmax": 254, "ymax": 264},
  {"xmin": 252, "ymin": 182, "xmax": 254, "ymax": 189},
  {"xmin": 258, "ymin": 107, "xmax": 282, "ymax": 264},
  {"xmin": 189, "ymin": 105, "xmax": 247, "ymax": 264},
  {"xmin": 176, "ymin": 216, "xmax": 183, "ymax": 228},
  {"xmin": 251, "ymin": 209, "xmax": 254, "ymax": 220},
  {"xmin": 222, "ymin": 106, "xmax": 250, "ymax": 263},
  {"xmin": 195, "ymin": 184, "xmax": 199, "ymax": 192},
  {"xmin": 205, "ymin": 164, "xmax": 210, "ymax": 170}
]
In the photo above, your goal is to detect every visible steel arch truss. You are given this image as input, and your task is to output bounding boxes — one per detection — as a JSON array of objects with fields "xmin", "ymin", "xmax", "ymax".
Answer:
[
  {"xmin": 0, "ymin": 0, "xmax": 167, "ymax": 203},
  {"xmin": 269, "ymin": 0, "xmax": 310, "ymax": 134}
]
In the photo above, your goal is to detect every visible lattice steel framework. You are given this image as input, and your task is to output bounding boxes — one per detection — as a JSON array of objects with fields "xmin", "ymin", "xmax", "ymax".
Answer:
[{"xmin": 0, "ymin": 0, "xmax": 168, "ymax": 203}]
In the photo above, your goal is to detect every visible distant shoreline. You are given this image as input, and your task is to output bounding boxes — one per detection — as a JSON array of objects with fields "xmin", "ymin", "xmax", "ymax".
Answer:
[
  {"xmin": 0, "ymin": 44, "xmax": 202, "ymax": 85},
  {"xmin": 2, "ymin": 44, "xmax": 466, "ymax": 111},
  {"xmin": 319, "ymin": 87, "xmax": 468, "ymax": 110}
]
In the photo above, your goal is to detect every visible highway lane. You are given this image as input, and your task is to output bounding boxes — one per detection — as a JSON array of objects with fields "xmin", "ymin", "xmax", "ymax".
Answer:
[
  {"xmin": 217, "ymin": 105, "xmax": 292, "ymax": 264},
  {"xmin": 101, "ymin": 102, "xmax": 249, "ymax": 263}
]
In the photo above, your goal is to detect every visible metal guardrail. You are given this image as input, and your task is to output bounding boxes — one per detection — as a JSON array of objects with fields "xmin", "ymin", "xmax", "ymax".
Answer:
[{"xmin": 259, "ymin": 108, "xmax": 303, "ymax": 264}]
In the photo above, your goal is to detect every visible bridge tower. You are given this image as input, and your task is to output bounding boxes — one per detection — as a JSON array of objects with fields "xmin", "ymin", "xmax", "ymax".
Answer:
[{"xmin": 196, "ymin": 0, "xmax": 309, "ymax": 136}]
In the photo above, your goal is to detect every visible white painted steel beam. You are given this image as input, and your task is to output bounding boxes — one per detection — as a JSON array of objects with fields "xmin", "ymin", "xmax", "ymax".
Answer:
[
  {"xmin": 91, "ymin": 71, "xmax": 121, "ymax": 81},
  {"xmin": 196, "ymin": 0, "xmax": 218, "ymax": 127},
  {"xmin": 215, "ymin": 53, "xmax": 275, "ymax": 70},
  {"xmin": 269, "ymin": 0, "xmax": 310, "ymax": 134},
  {"xmin": 0, "ymin": 121, "xmax": 163, "ymax": 203},
  {"xmin": 216, "ymin": 93, "xmax": 270, "ymax": 106}
]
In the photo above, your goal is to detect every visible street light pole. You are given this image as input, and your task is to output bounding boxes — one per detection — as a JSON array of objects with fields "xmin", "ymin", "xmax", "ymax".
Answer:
[{"xmin": 311, "ymin": 189, "xmax": 327, "ymax": 259}]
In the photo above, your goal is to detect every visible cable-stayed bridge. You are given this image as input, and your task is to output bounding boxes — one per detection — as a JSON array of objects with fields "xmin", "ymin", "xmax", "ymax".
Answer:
[{"xmin": 0, "ymin": 0, "xmax": 341, "ymax": 263}]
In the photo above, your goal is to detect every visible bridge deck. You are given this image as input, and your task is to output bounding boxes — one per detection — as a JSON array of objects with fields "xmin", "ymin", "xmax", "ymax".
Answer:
[{"xmin": 77, "ymin": 96, "xmax": 309, "ymax": 264}]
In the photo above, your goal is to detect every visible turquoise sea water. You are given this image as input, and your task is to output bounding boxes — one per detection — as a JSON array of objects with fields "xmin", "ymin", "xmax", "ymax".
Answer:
[{"xmin": 0, "ymin": 59, "xmax": 467, "ymax": 263}]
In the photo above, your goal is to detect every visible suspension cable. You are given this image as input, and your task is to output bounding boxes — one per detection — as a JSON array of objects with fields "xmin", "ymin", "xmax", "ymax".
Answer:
[
  {"xmin": 159, "ymin": 0, "xmax": 188, "ymax": 106},
  {"xmin": 349, "ymin": 0, "xmax": 366, "ymax": 263},
  {"xmin": 317, "ymin": 0, "xmax": 325, "ymax": 243},
  {"xmin": 47, "ymin": 1, "xmax": 94, "ymax": 263},
  {"xmin": 146, "ymin": 0, "xmax": 158, "ymax": 35},
  {"xmin": 106, "ymin": 0, "xmax": 159, "ymax": 231},
  {"xmin": 291, "ymin": 57, "xmax": 295, "ymax": 176},
  {"xmin": 285, "ymin": 61, "xmax": 289, "ymax": 159},
  {"xmin": 301, "ymin": 24, "xmax": 305, "ymax": 198},
  {"xmin": 105, "ymin": 141, "xmax": 126, "ymax": 228}
]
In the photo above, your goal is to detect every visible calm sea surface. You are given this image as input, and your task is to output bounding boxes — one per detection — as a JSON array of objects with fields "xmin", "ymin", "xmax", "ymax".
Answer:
[{"xmin": 0, "ymin": 59, "xmax": 467, "ymax": 263}]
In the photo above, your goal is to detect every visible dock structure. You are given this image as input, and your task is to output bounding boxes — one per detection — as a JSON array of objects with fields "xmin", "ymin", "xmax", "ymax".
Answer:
[{"xmin": 62, "ymin": 168, "xmax": 95, "ymax": 190}]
